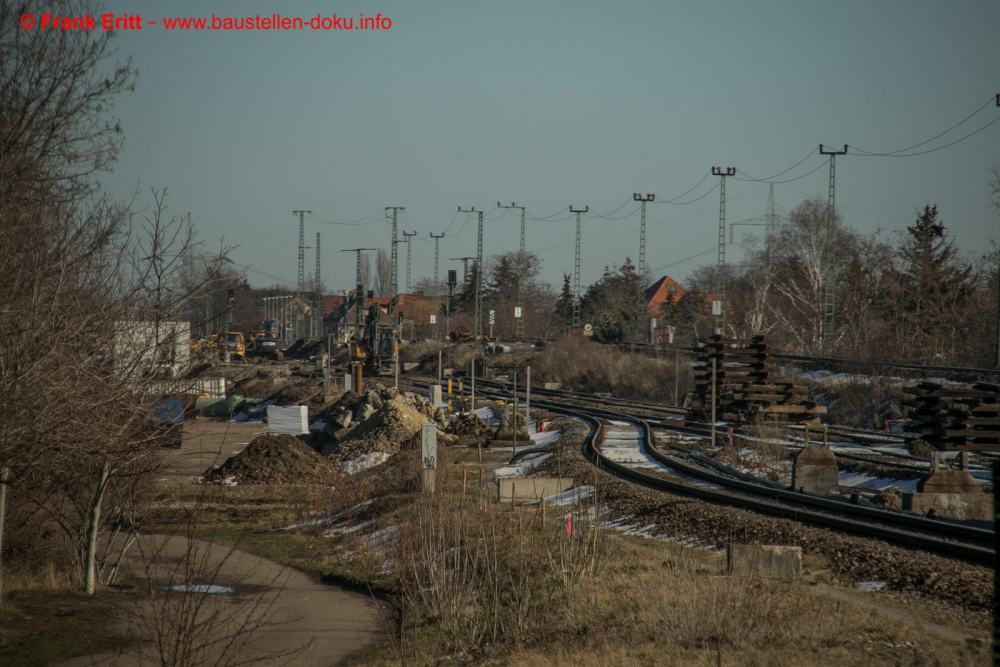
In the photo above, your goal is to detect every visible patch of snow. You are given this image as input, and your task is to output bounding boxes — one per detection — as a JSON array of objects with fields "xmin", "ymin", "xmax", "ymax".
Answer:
[
  {"xmin": 494, "ymin": 453, "xmax": 552, "ymax": 479},
  {"xmin": 853, "ymin": 581, "xmax": 887, "ymax": 592},
  {"xmin": 324, "ymin": 519, "xmax": 374, "ymax": 537},
  {"xmin": 339, "ymin": 451, "xmax": 393, "ymax": 474},
  {"xmin": 838, "ymin": 471, "xmax": 919, "ymax": 493},
  {"xmin": 536, "ymin": 485, "xmax": 594, "ymax": 507}
]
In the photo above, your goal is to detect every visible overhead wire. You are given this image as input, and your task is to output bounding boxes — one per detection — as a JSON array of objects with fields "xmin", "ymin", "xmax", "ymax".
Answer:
[
  {"xmin": 305, "ymin": 210, "xmax": 384, "ymax": 225},
  {"xmin": 734, "ymin": 147, "xmax": 820, "ymax": 182},
  {"xmin": 190, "ymin": 213, "xmax": 294, "ymax": 246},
  {"xmin": 851, "ymin": 115, "xmax": 1000, "ymax": 157},
  {"xmin": 850, "ymin": 95, "xmax": 999, "ymax": 157},
  {"xmin": 731, "ymin": 159, "xmax": 829, "ymax": 184}
]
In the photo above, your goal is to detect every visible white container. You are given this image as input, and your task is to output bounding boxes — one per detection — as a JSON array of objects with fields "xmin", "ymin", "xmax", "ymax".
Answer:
[{"xmin": 267, "ymin": 405, "xmax": 308, "ymax": 435}]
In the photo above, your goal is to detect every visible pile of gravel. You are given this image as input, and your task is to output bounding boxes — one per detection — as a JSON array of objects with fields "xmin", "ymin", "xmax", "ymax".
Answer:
[{"xmin": 203, "ymin": 434, "xmax": 342, "ymax": 485}]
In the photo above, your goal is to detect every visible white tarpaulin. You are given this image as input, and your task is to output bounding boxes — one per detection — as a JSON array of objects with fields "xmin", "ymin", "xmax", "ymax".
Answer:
[{"xmin": 267, "ymin": 405, "xmax": 308, "ymax": 435}]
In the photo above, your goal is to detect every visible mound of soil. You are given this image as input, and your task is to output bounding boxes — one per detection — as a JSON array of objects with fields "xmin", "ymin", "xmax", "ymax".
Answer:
[
  {"xmin": 203, "ymin": 434, "xmax": 342, "ymax": 485},
  {"xmin": 231, "ymin": 372, "xmax": 279, "ymax": 398},
  {"xmin": 326, "ymin": 398, "xmax": 427, "ymax": 463}
]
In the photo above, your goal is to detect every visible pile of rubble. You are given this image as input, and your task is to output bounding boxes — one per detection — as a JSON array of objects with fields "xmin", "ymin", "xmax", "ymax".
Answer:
[
  {"xmin": 202, "ymin": 434, "xmax": 342, "ymax": 485},
  {"xmin": 316, "ymin": 385, "xmax": 458, "ymax": 466}
]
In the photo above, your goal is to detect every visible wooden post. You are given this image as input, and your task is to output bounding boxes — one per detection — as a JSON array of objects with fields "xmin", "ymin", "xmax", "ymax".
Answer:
[
  {"xmin": 478, "ymin": 442, "xmax": 482, "ymax": 463},
  {"xmin": 511, "ymin": 481, "xmax": 516, "ymax": 511},
  {"xmin": 711, "ymin": 357, "xmax": 717, "ymax": 448},
  {"xmin": 462, "ymin": 468, "xmax": 467, "ymax": 502}
]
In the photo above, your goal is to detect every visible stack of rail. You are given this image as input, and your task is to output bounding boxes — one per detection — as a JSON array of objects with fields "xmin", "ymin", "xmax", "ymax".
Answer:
[
  {"xmin": 688, "ymin": 335, "xmax": 826, "ymax": 424},
  {"xmin": 903, "ymin": 380, "xmax": 1000, "ymax": 451}
]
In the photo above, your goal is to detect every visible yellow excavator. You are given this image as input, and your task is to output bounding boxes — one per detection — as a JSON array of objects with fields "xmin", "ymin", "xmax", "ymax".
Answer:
[{"xmin": 349, "ymin": 303, "xmax": 398, "ymax": 376}]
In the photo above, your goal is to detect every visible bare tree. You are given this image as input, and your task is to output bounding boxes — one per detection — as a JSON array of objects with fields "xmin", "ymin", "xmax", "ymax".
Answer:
[{"xmin": 374, "ymin": 247, "xmax": 392, "ymax": 296}]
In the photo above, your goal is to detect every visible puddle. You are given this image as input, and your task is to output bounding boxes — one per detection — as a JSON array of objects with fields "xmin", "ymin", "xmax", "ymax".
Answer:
[{"xmin": 156, "ymin": 583, "xmax": 235, "ymax": 595}]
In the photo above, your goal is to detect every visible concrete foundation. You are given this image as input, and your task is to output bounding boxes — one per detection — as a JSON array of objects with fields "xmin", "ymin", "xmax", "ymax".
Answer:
[
  {"xmin": 791, "ymin": 444, "xmax": 839, "ymax": 495},
  {"xmin": 919, "ymin": 452, "xmax": 980, "ymax": 494},
  {"xmin": 497, "ymin": 477, "xmax": 572, "ymax": 502},
  {"xmin": 403, "ymin": 362, "xmax": 420, "ymax": 372},
  {"xmin": 902, "ymin": 492, "xmax": 993, "ymax": 521},
  {"xmin": 543, "ymin": 383, "xmax": 563, "ymax": 390},
  {"xmin": 727, "ymin": 545, "xmax": 802, "ymax": 580}
]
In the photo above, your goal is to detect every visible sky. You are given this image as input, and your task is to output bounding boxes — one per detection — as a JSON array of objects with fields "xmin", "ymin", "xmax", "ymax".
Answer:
[{"xmin": 92, "ymin": 0, "xmax": 1000, "ymax": 293}]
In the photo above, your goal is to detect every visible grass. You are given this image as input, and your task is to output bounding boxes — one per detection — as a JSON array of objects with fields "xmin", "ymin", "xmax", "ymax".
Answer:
[{"xmin": 0, "ymin": 592, "xmax": 133, "ymax": 667}]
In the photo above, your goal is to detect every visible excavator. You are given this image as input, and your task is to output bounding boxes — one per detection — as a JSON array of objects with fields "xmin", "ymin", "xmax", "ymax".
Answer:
[{"xmin": 349, "ymin": 303, "xmax": 398, "ymax": 376}]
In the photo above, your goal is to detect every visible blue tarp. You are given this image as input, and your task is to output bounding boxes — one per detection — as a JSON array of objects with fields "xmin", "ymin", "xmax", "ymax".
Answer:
[{"xmin": 152, "ymin": 399, "xmax": 185, "ymax": 423}]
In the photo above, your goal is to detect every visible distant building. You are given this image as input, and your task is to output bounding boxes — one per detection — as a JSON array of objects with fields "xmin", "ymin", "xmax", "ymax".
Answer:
[{"xmin": 644, "ymin": 276, "xmax": 686, "ymax": 313}]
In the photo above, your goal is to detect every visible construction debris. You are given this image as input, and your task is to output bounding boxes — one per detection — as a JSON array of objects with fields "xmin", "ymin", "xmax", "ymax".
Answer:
[
  {"xmin": 202, "ymin": 434, "xmax": 342, "ymax": 485},
  {"xmin": 688, "ymin": 334, "xmax": 826, "ymax": 424},
  {"xmin": 903, "ymin": 380, "xmax": 1000, "ymax": 451}
]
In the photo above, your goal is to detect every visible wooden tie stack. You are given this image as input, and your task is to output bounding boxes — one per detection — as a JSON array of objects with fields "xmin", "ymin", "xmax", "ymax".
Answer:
[
  {"xmin": 688, "ymin": 335, "xmax": 826, "ymax": 425},
  {"xmin": 903, "ymin": 380, "xmax": 1000, "ymax": 451}
]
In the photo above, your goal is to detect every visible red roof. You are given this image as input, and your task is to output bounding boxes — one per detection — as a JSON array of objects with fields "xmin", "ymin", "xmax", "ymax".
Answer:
[
  {"xmin": 321, "ymin": 294, "xmax": 345, "ymax": 316},
  {"xmin": 644, "ymin": 276, "xmax": 686, "ymax": 308}
]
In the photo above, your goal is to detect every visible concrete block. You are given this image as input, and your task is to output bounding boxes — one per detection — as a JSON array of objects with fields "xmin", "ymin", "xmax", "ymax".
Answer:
[
  {"xmin": 443, "ymin": 368, "xmax": 454, "ymax": 376},
  {"xmin": 902, "ymin": 492, "xmax": 994, "ymax": 521},
  {"xmin": 543, "ymin": 383, "xmax": 563, "ymax": 390},
  {"xmin": 403, "ymin": 362, "xmax": 420, "ymax": 372},
  {"xmin": 727, "ymin": 544, "xmax": 802, "ymax": 580},
  {"xmin": 429, "ymin": 384, "xmax": 442, "ymax": 408},
  {"xmin": 791, "ymin": 444, "xmax": 839, "ymax": 495},
  {"xmin": 497, "ymin": 477, "xmax": 573, "ymax": 502},
  {"xmin": 918, "ymin": 469, "xmax": 980, "ymax": 494}
]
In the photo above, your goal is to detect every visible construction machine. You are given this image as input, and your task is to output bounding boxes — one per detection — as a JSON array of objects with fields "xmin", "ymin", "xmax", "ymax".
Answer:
[
  {"xmin": 248, "ymin": 319, "xmax": 282, "ymax": 358},
  {"xmin": 349, "ymin": 303, "xmax": 398, "ymax": 375},
  {"xmin": 223, "ymin": 331, "xmax": 245, "ymax": 360}
]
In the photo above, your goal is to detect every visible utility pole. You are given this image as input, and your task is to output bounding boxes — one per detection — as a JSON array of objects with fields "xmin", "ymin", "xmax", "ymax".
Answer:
[
  {"xmin": 499, "ymin": 202, "xmax": 527, "ymax": 338},
  {"xmin": 764, "ymin": 183, "xmax": 780, "ymax": 248},
  {"xmin": 633, "ymin": 193, "xmax": 655, "ymax": 341},
  {"xmin": 431, "ymin": 233, "xmax": 445, "ymax": 341},
  {"xmin": 570, "ymin": 206, "xmax": 589, "ymax": 327},
  {"xmin": 385, "ymin": 206, "xmax": 404, "ymax": 324},
  {"xmin": 402, "ymin": 230, "xmax": 416, "ymax": 295},
  {"xmin": 710, "ymin": 168, "xmax": 735, "ymax": 335},
  {"xmin": 458, "ymin": 207, "xmax": 484, "ymax": 339},
  {"xmin": 819, "ymin": 144, "xmax": 847, "ymax": 356},
  {"xmin": 342, "ymin": 248, "xmax": 375, "ymax": 339},
  {"xmin": 314, "ymin": 232, "xmax": 322, "ymax": 340},
  {"xmin": 446, "ymin": 269, "xmax": 457, "ymax": 338},
  {"xmin": 292, "ymin": 210, "xmax": 311, "ymax": 340}
]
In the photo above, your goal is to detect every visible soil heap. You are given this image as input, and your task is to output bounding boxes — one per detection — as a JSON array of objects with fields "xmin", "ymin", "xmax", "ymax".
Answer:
[{"xmin": 203, "ymin": 434, "xmax": 342, "ymax": 485}]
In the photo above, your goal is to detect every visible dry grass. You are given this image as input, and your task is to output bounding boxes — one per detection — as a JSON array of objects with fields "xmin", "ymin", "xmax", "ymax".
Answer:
[{"xmin": 529, "ymin": 338, "xmax": 690, "ymax": 403}]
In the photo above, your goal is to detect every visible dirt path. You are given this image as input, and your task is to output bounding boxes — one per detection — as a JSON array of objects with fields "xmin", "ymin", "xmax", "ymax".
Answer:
[{"xmin": 57, "ymin": 535, "xmax": 385, "ymax": 666}]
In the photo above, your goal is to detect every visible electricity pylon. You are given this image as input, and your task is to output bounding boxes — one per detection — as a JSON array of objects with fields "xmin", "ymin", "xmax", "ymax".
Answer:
[
  {"xmin": 292, "ymin": 210, "xmax": 311, "ymax": 339},
  {"xmin": 569, "ymin": 206, "xmax": 589, "ymax": 327},
  {"xmin": 458, "ymin": 207, "xmax": 484, "ymax": 339},
  {"xmin": 499, "ymin": 202, "xmax": 526, "ymax": 338},
  {"xmin": 385, "ymin": 207, "xmax": 404, "ymax": 323},
  {"xmin": 314, "ymin": 232, "xmax": 322, "ymax": 339},
  {"xmin": 430, "ymin": 233, "xmax": 445, "ymax": 341},
  {"xmin": 710, "ymin": 168, "xmax": 735, "ymax": 335},
  {"xmin": 633, "ymin": 193, "xmax": 655, "ymax": 342},
  {"xmin": 819, "ymin": 144, "xmax": 847, "ymax": 356}
]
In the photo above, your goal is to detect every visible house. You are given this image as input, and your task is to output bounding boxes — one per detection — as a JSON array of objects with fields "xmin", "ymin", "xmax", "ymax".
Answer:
[{"xmin": 644, "ymin": 276, "xmax": 686, "ymax": 313}]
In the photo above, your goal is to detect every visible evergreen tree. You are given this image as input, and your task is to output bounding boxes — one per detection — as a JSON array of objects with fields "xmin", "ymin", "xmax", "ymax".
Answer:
[
  {"xmin": 896, "ymin": 205, "xmax": 973, "ymax": 362},
  {"xmin": 556, "ymin": 273, "xmax": 574, "ymax": 322}
]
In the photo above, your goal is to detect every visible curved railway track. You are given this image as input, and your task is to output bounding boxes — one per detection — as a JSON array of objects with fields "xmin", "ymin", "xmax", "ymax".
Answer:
[{"xmin": 461, "ymin": 381, "xmax": 995, "ymax": 565}]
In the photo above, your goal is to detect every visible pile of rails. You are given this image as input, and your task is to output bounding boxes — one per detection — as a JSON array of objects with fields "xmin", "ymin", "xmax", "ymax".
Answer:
[
  {"xmin": 688, "ymin": 335, "xmax": 825, "ymax": 425},
  {"xmin": 903, "ymin": 380, "xmax": 1000, "ymax": 451}
]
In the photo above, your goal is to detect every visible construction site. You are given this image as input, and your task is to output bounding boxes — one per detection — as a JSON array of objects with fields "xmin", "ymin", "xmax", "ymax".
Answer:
[{"xmin": 3, "ymin": 2, "xmax": 1000, "ymax": 666}]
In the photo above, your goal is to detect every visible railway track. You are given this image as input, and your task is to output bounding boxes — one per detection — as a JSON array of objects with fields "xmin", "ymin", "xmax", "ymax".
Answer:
[
  {"xmin": 477, "ymin": 379, "xmax": 996, "ymax": 475},
  {"xmin": 464, "ymin": 381, "xmax": 995, "ymax": 565}
]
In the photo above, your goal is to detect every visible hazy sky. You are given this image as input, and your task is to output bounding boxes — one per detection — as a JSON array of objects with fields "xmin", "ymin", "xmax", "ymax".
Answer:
[{"xmin": 95, "ymin": 0, "xmax": 1000, "ymax": 292}]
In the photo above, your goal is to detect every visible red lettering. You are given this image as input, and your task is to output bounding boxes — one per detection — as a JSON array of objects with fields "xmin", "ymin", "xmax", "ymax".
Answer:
[
  {"xmin": 102, "ymin": 13, "xmax": 113, "ymax": 29},
  {"xmin": 41, "ymin": 13, "xmax": 52, "ymax": 28}
]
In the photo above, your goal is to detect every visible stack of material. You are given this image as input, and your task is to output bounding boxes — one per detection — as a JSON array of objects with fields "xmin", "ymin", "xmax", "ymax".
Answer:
[
  {"xmin": 688, "ymin": 335, "xmax": 825, "ymax": 425},
  {"xmin": 903, "ymin": 381, "xmax": 1000, "ymax": 451}
]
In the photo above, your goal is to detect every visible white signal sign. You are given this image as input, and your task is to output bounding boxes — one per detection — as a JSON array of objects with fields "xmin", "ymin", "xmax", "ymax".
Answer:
[
  {"xmin": 430, "ymin": 315, "xmax": 437, "ymax": 324},
  {"xmin": 489, "ymin": 310, "xmax": 496, "ymax": 324},
  {"xmin": 712, "ymin": 300, "xmax": 723, "ymax": 315},
  {"xmin": 514, "ymin": 307, "xmax": 522, "ymax": 318}
]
